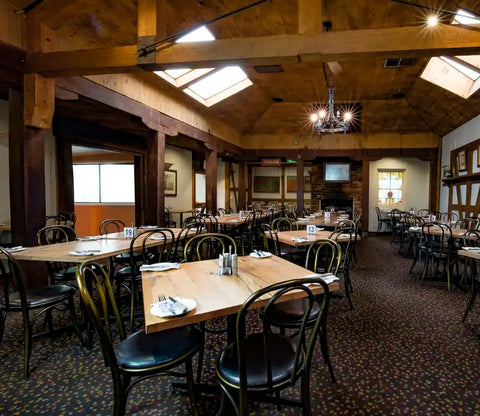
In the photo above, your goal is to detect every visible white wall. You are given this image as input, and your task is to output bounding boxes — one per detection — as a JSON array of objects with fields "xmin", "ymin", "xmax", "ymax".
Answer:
[
  {"xmin": 165, "ymin": 146, "xmax": 192, "ymax": 225},
  {"xmin": 440, "ymin": 114, "xmax": 480, "ymax": 213},
  {"xmin": 369, "ymin": 158, "xmax": 430, "ymax": 232}
]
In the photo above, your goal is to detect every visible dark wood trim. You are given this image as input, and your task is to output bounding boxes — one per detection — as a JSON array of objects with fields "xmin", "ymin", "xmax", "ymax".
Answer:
[
  {"xmin": 134, "ymin": 155, "xmax": 144, "ymax": 225},
  {"xmin": 429, "ymin": 160, "xmax": 438, "ymax": 212},
  {"xmin": 205, "ymin": 149, "xmax": 218, "ymax": 214},
  {"xmin": 56, "ymin": 136, "xmax": 74, "ymax": 214},
  {"xmin": 238, "ymin": 161, "xmax": 247, "ymax": 210},
  {"xmin": 296, "ymin": 159, "xmax": 304, "ymax": 217},
  {"xmin": 362, "ymin": 160, "xmax": 370, "ymax": 233},
  {"xmin": 145, "ymin": 131, "xmax": 165, "ymax": 225},
  {"xmin": 247, "ymin": 164, "xmax": 253, "ymax": 209}
]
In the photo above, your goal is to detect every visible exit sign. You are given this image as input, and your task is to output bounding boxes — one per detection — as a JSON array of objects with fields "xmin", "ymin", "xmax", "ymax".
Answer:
[{"xmin": 261, "ymin": 158, "xmax": 281, "ymax": 167}]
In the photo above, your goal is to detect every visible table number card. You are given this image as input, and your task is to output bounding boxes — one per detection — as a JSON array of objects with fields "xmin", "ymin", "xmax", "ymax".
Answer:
[
  {"xmin": 306, "ymin": 225, "xmax": 317, "ymax": 234},
  {"xmin": 124, "ymin": 227, "xmax": 137, "ymax": 238},
  {"xmin": 325, "ymin": 211, "xmax": 331, "ymax": 218}
]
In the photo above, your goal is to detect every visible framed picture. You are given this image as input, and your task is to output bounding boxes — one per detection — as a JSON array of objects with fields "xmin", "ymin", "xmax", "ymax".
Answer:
[
  {"xmin": 165, "ymin": 170, "xmax": 177, "ymax": 196},
  {"xmin": 458, "ymin": 150, "xmax": 467, "ymax": 172},
  {"xmin": 253, "ymin": 176, "xmax": 280, "ymax": 193},
  {"xmin": 286, "ymin": 176, "xmax": 312, "ymax": 193}
]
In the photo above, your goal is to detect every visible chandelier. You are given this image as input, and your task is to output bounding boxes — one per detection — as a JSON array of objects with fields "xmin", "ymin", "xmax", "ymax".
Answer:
[{"xmin": 310, "ymin": 86, "xmax": 352, "ymax": 134}]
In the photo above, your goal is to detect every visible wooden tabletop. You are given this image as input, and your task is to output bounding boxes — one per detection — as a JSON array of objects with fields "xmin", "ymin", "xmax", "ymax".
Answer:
[
  {"xmin": 409, "ymin": 226, "xmax": 469, "ymax": 239},
  {"xmin": 458, "ymin": 249, "xmax": 480, "ymax": 260},
  {"xmin": 215, "ymin": 215, "xmax": 248, "ymax": 225},
  {"xmin": 296, "ymin": 213, "xmax": 348, "ymax": 227},
  {"xmin": 270, "ymin": 230, "xmax": 357, "ymax": 247},
  {"xmin": 142, "ymin": 255, "xmax": 339, "ymax": 334},
  {"xmin": 10, "ymin": 228, "xmax": 188, "ymax": 263}
]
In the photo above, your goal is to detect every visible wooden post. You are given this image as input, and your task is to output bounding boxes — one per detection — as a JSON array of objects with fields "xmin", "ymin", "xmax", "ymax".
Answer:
[
  {"xmin": 296, "ymin": 158, "xmax": 305, "ymax": 217},
  {"xmin": 23, "ymin": 73, "xmax": 55, "ymax": 129},
  {"xmin": 145, "ymin": 131, "xmax": 165, "ymax": 225},
  {"xmin": 56, "ymin": 136, "xmax": 74, "ymax": 214},
  {"xmin": 239, "ymin": 160, "xmax": 247, "ymax": 210},
  {"xmin": 9, "ymin": 88, "xmax": 47, "ymax": 247},
  {"xmin": 134, "ymin": 155, "xmax": 144, "ymax": 225},
  {"xmin": 429, "ymin": 159, "xmax": 438, "ymax": 212},
  {"xmin": 362, "ymin": 160, "xmax": 370, "ymax": 234},
  {"xmin": 205, "ymin": 148, "xmax": 218, "ymax": 214}
]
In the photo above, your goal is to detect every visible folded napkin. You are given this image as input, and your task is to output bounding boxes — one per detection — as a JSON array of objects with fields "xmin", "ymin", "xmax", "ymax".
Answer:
[
  {"xmin": 409, "ymin": 226, "xmax": 421, "ymax": 231},
  {"xmin": 250, "ymin": 251, "xmax": 271, "ymax": 258},
  {"xmin": 151, "ymin": 298, "xmax": 188, "ymax": 317},
  {"xmin": 77, "ymin": 236, "xmax": 102, "ymax": 241},
  {"xmin": 292, "ymin": 237, "xmax": 308, "ymax": 242},
  {"xmin": 150, "ymin": 234, "xmax": 168, "ymax": 240},
  {"xmin": 139, "ymin": 225, "xmax": 158, "ymax": 229},
  {"xmin": 300, "ymin": 273, "xmax": 340, "ymax": 284},
  {"xmin": 70, "ymin": 249, "xmax": 101, "ymax": 256},
  {"xmin": 140, "ymin": 262, "xmax": 180, "ymax": 272},
  {"xmin": 462, "ymin": 247, "xmax": 480, "ymax": 252},
  {"xmin": 339, "ymin": 234, "xmax": 352, "ymax": 238},
  {"xmin": 6, "ymin": 246, "xmax": 26, "ymax": 253},
  {"xmin": 316, "ymin": 227, "xmax": 325, "ymax": 231}
]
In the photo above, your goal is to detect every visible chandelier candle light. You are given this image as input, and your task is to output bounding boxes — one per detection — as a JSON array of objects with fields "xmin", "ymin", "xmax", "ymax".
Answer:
[{"xmin": 311, "ymin": 86, "xmax": 352, "ymax": 134}]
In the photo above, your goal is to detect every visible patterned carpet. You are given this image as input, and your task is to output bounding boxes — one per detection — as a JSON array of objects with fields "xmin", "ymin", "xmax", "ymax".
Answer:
[{"xmin": 1, "ymin": 235, "xmax": 480, "ymax": 415}]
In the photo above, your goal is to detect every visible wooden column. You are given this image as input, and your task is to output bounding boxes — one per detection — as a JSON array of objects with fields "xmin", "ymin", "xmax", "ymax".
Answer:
[
  {"xmin": 296, "ymin": 159, "xmax": 305, "ymax": 217},
  {"xmin": 56, "ymin": 136, "xmax": 74, "ymax": 214},
  {"xmin": 362, "ymin": 160, "xmax": 370, "ymax": 235},
  {"xmin": 429, "ymin": 160, "xmax": 439, "ymax": 212},
  {"xmin": 205, "ymin": 148, "xmax": 218, "ymax": 214},
  {"xmin": 134, "ymin": 155, "xmax": 144, "ymax": 225},
  {"xmin": 239, "ymin": 160, "xmax": 247, "ymax": 210},
  {"xmin": 9, "ymin": 88, "xmax": 47, "ymax": 246},
  {"xmin": 145, "ymin": 131, "xmax": 165, "ymax": 225}
]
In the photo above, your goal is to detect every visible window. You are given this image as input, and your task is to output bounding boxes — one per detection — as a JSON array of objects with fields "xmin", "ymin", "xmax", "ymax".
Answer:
[
  {"xmin": 378, "ymin": 170, "xmax": 404, "ymax": 206},
  {"xmin": 154, "ymin": 26, "xmax": 253, "ymax": 107},
  {"xmin": 73, "ymin": 164, "xmax": 135, "ymax": 203}
]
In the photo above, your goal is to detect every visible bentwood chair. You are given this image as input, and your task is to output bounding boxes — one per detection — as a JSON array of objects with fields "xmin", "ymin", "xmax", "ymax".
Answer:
[
  {"xmin": 183, "ymin": 233, "xmax": 237, "ymax": 263},
  {"xmin": 375, "ymin": 207, "xmax": 392, "ymax": 233},
  {"xmin": 0, "ymin": 247, "xmax": 84, "ymax": 379},
  {"xmin": 272, "ymin": 217, "xmax": 297, "ymax": 232},
  {"xmin": 267, "ymin": 239, "xmax": 341, "ymax": 383},
  {"xmin": 77, "ymin": 261, "xmax": 202, "ymax": 416},
  {"xmin": 215, "ymin": 277, "xmax": 331, "ymax": 416},
  {"xmin": 114, "ymin": 229, "xmax": 174, "ymax": 332},
  {"xmin": 329, "ymin": 228, "xmax": 355, "ymax": 309},
  {"xmin": 36, "ymin": 225, "xmax": 78, "ymax": 285}
]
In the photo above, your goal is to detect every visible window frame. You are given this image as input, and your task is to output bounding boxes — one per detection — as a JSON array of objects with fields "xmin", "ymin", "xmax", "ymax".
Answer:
[{"xmin": 377, "ymin": 169, "xmax": 405, "ymax": 208}]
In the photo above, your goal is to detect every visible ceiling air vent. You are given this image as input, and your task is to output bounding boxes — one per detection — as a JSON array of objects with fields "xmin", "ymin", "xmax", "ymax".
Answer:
[
  {"xmin": 384, "ymin": 58, "xmax": 416, "ymax": 68},
  {"xmin": 254, "ymin": 65, "xmax": 284, "ymax": 73}
]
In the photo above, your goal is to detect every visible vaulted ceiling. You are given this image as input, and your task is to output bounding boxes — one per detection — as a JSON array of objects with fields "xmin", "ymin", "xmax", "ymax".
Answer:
[{"xmin": 11, "ymin": 0, "xmax": 480, "ymax": 138}]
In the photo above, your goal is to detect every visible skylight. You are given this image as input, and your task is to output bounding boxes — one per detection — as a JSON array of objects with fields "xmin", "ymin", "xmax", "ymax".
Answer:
[
  {"xmin": 153, "ymin": 25, "xmax": 253, "ymax": 107},
  {"xmin": 419, "ymin": 10, "xmax": 480, "ymax": 99}
]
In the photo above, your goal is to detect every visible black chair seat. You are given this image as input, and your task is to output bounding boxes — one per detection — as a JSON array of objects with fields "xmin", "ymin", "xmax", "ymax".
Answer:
[
  {"xmin": 1, "ymin": 285, "xmax": 75, "ymax": 309},
  {"xmin": 115, "ymin": 266, "xmax": 141, "ymax": 280},
  {"xmin": 114, "ymin": 251, "xmax": 143, "ymax": 262},
  {"xmin": 269, "ymin": 298, "xmax": 320, "ymax": 325},
  {"xmin": 116, "ymin": 325, "xmax": 203, "ymax": 370},
  {"xmin": 217, "ymin": 333, "xmax": 298, "ymax": 387},
  {"xmin": 53, "ymin": 266, "xmax": 77, "ymax": 281}
]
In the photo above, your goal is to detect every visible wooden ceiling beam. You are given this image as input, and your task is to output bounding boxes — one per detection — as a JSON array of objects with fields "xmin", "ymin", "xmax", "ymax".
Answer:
[
  {"xmin": 26, "ymin": 24, "xmax": 480, "ymax": 77},
  {"xmin": 137, "ymin": 0, "xmax": 167, "ymax": 67}
]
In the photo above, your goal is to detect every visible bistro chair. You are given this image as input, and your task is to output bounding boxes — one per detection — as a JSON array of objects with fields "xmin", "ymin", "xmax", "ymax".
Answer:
[
  {"xmin": 36, "ymin": 225, "xmax": 78, "ymax": 285},
  {"xmin": 272, "ymin": 217, "xmax": 297, "ymax": 232},
  {"xmin": 261, "ymin": 223, "xmax": 280, "ymax": 256},
  {"xmin": 77, "ymin": 261, "xmax": 202, "ymax": 416},
  {"xmin": 267, "ymin": 239, "xmax": 341, "ymax": 383},
  {"xmin": 215, "ymin": 277, "xmax": 331, "ymax": 416},
  {"xmin": 0, "ymin": 247, "xmax": 84, "ymax": 379},
  {"xmin": 455, "ymin": 218, "xmax": 479, "ymax": 230},
  {"xmin": 99, "ymin": 219, "xmax": 126, "ymax": 235},
  {"xmin": 164, "ymin": 207, "xmax": 176, "ymax": 228},
  {"xmin": 183, "ymin": 232, "xmax": 236, "ymax": 263},
  {"xmin": 375, "ymin": 207, "xmax": 392, "ymax": 233},
  {"xmin": 114, "ymin": 229, "xmax": 174, "ymax": 332},
  {"xmin": 170, "ymin": 221, "xmax": 204, "ymax": 262},
  {"xmin": 440, "ymin": 212, "xmax": 458, "ymax": 223},
  {"xmin": 329, "ymin": 228, "xmax": 355, "ymax": 309}
]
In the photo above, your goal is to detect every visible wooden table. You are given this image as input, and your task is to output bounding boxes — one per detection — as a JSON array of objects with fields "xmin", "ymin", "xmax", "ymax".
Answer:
[
  {"xmin": 296, "ymin": 213, "xmax": 348, "ymax": 228},
  {"xmin": 215, "ymin": 215, "xmax": 247, "ymax": 226},
  {"xmin": 270, "ymin": 230, "xmax": 357, "ymax": 247},
  {"xmin": 10, "ymin": 228, "xmax": 189, "ymax": 263},
  {"xmin": 409, "ymin": 226, "xmax": 469, "ymax": 239},
  {"xmin": 169, "ymin": 209, "xmax": 197, "ymax": 226},
  {"xmin": 142, "ymin": 255, "xmax": 338, "ymax": 335}
]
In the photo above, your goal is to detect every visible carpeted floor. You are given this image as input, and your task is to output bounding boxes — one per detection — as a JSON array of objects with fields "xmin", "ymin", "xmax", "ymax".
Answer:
[{"xmin": 1, "ymin": 235, "xmax": 480, "ymax": 415}]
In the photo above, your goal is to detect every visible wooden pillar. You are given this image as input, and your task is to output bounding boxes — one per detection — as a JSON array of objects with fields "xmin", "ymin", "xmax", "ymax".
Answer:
[
  {"xmin": 205, "ymin": 148, "xmax": 217, "ymax": 214},
  {"xmin": 238, "ymin": 160, "xmax": 247, "ymax": 210},
  {"xmin": 296, "ymin": 159, "xmax": 305, "ymax": 217},
  {"xmin": 429, "ymin": 160, "xmax": 439, "ymax": 212},
  {"xmin": 145, "ymin": 131, "xmax": 165, "ymax": 225},
  {"xmin": 247, "ymin": 164, "xmax": 252, "ymax": 209},
  {"xmin": 56, "ymin": 136, "xmax": 74, "ymax": 214},
  {"xmin": 134, "ymin": 155, "xmax": 144, "ymax": 225},
  {"xmin": 362, "ymin": 160, "xmax": 370, "ymax": 234},
  {"xmin": 9, "ymin": 88, "xmax": 46, "ymax": 246}
]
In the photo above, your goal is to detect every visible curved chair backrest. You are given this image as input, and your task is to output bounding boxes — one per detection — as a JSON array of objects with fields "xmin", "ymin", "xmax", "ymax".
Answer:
[
  {"xmin": 463, "ymin": 229, "xmax": 480, "ymax": 248},
  {"xmin": 0, "ymin": 247, "xmax": 27, "ymax": 317},
  {"xmin": 335, "ymin": 219, "xmax": 357, "ymax": 230},
  {"xmin": 261, "ymin": 223, "xmax": 280, "ymax": 256},
  {"xmin": 99, "ymin": 219, "xmax": 126, "ymax": 235},
  {"xmin": 217, "ymin": 208, "xmax": 226, "ymax": 216},
  {"xmin": 328, "ymin": 228, "xmax": 355, "ymax": 270},
  {"xmin": 421, "ymin": 222, "xmax": 453, "ymax": 255},
  {"xmin": 455, "ymin": 218, "xmax": 478, "ymax": 230},
  {"xmin": 272, "ymin": 217, "xmax": 297, "ymax": 232},
  {"xmin": 409, "ymin": 215, "xmax": 426, "ymax": 227},
  {"xmin": 440, "ymin": 212, "xmax": 458, "ymax": 223},
  {"xmin": 305, "ymin": 239, "xmax": 342, "ymax": 275},
  {"xmin": 76, "ymin": 262, "xmax": 126, "ymax": 374},
  {"xmin": 235, "ymin": 278, "xmax": 330, "ymax": 397},
  {"xmin": 170, "ymin": 222, "xmax": 203, "ymax": 261},
  {"xmin": 199, "ymin": 214, "xmax": 219, "ymax": 233},
  {"xmin": 37, "ymin": 224, "xmax": 78, "ymax": 245},
  {"xmin": 183, "ymin": 233, "xmax": 237, "ymax": 262},
  {"xmin": 142, "ymin": 228, "xmax": 175, "ymax": 264}
]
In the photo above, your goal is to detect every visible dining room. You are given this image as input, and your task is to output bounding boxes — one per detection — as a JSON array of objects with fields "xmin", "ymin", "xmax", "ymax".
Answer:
[{"xmin": 2, "ymin": 0, "xmax": 480, "ymax": 415}]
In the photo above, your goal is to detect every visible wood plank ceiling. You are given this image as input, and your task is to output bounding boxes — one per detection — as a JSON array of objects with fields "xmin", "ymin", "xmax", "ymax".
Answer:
[{"xmin": 26, "ymin": 0, "xmax": 480, "ymax": 138}]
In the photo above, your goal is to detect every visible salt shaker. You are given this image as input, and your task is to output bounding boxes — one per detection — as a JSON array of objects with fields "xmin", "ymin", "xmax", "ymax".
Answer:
[
  {"xmin": 231, "ymin": 254, "xmax": 238, "ymax": 275},
  {"xmin": 218, "ymin": 254, "xmax": 224, "ymax": 276}
]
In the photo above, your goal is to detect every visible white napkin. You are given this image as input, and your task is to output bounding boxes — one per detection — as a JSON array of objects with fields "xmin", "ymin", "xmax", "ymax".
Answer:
[
  {"xmin": 301, "ymin": 273, "xmax": 340, "ymax": 284},
  {"xmin": 150, "ymin": 297, "xmax": 195, "ymax": 317},
  {"xmin": 6, "ymin": 246, "xmax": 26, "ymax": 253},
  {"xmin": 292, "ymin": 237, "xmax": 308, "ymax": 242},
  {"xmin": 140, "ymin": 262, "xmax": 180, "ymax": 272},
  {"xmin": 462, "ymin": 247, "xmax": 480, "ymax": 252},
  {"xmin": 250, "ymin": 251, "xmax": 271, "ymax": 258},
  {"xmin": 70, "ymin": 250, "xmax": 101, "ymax": 256},
  {"xmin": 77, "ymin": 236, "xmax": 102, "ymax": 241},
  {"xmin": 150, "ymin": 234, "xmax": 169, "ymax": 240},
  {"xmin": 409, "ymin": 226, "xmax": 421, "ymax": 231},
  {"xmin": 316, "ymin": 227, "xmax": 325, "ymax": 231}
]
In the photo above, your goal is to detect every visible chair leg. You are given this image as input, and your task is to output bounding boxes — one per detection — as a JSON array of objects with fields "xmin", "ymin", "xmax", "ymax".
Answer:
[
  {"xmin": 22, "ymin": 313, "xmax": 32, "ymax": 379},
  {"xmin": 113, "ymin": 373, "xmax": 128, "ymax": 416},
  {"xmin": 196, "ymin": 323, "xmax": 206, "ymax": 383},
  {"xmin": 68, "ymin": 296, "xmax": 86, "ymax": 346},
  {"xmin": 318, "ymin": 326, "xmax": 336, "ymax": 383},
  {"xmin": 0, "ymin": 310, "xmax": 6, "ymax": 343},
  {"xmin": 463, "ymin": 284, "xmax": 479, "ymax": 322},
  {"xmin": 300, "ymin": 371, "xmax": 312, "ymax": 416}
]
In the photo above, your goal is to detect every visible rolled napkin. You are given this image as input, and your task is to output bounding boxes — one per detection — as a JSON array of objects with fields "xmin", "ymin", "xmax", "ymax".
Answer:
[
  {"xmin": 339, "ymin": 234, "xmax": 352, "ymax": 239},
  {"xmin": 461, "ymin": 247, "xmax": 480, "ymax": 252},
  {"xmin": 250, "ymin": 250, "xmax": 271, "ymax": 258},
  {"xmin": 140, "ymin": 262, "xmax": 180, "ymax": 272},
  {"xmin": 6, "ymin": 246, "xmax": 26, "ymax": 253},
  {"xmin": 70, "ymin": 249, "xmax": 101, "ymax": 256},
  {"xmin": 77, "ymin": 236, "xmax": 102, "ymax": 241},
  {"xmin": 150, "ymin": 297, "xmax": 195, "ymax": 317},
  {"xmin": 150, "ymin": 234, "xmax": 170, "ymax": 240}
]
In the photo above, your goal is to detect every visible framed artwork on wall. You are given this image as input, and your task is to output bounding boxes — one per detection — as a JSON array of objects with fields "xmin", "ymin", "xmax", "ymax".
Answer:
[
  {"xmin": 165, "ymin": 170, "xmax": 177, "ymax": 196},
  {"xmin": 253, "ymin": 176, "xmax": 280, "ymax": 193},
  {"xmin": 286, "ymin": 176, "xmax": 312, "ymax": 192},
  {"xmin": 458, "ymin": 150, "xmax": 467, "ymax": 172}
]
